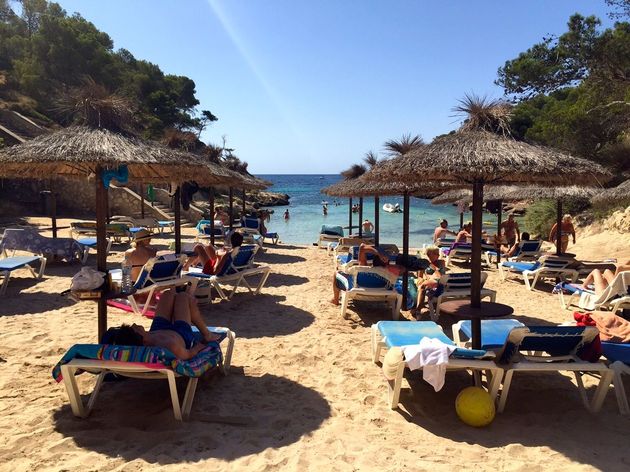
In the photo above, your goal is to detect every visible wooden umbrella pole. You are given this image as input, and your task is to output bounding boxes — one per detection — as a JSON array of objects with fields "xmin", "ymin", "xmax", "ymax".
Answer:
[
  {"xmin": 402, "ymin": 192, "xmax": 410, "ymax": 310},
  {"xmin": 471, "ymin": 181, "xmax": 484, "ymax": 308},
  {"xmin": 459, "ymin": 211, "xmax": 464, "ymax": 230},
  {"xmin": 242, "ymin": 188, "xmax": 246, "ymax": 216},
  {"xmin": 229, "ymin": 187, "xmax": 234, "ymax": 231},
  {"xmin": 496, "ymin": 199, "xmax": 502, "ymax": 265},
  {"xmin": 140, "ymin": 183, "xmax": 145, "ymax": 219},
  {"xmin": 348, "ymin": 197, "xmax": 353, "ymax": 234},
  {"xmin": 95, "ymin": 167, "xmax": 108, "ymax": 341},
  {"xmin": 105, "ymin": 187, "xmax": 110, "ymax": 224},
  {"xmin": 358, "ymin": 197, "xmax": 363, "ymax": 238},
  {"xmin": 374, "ymin": 195, "xmax": 380, "ymax": 246},
  {"xmin": 556, "ymin": 199, "xmax": 563, "ymax": 256},
  {"xmin": 50, "ymin": 184, "xmax": 58, "ymax": 239},
  {"xmin": 174, "ymin": 186, "xmax": 182, "ymax": 254},
  {"xmin": 209, "ymin": 190, "xmax": 215, "ymax": 246}
]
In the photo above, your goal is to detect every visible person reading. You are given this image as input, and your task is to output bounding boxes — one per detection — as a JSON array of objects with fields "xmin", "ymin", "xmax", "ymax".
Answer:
[{"xmin": 103, "ymin": 289, "xmax": 219, "ymax": 360}]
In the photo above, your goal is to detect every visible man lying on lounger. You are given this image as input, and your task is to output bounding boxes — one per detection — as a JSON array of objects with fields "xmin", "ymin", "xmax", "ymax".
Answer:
[{"xmin": 103, "ymin": 289, "xmax": 220, "ymax": 360}]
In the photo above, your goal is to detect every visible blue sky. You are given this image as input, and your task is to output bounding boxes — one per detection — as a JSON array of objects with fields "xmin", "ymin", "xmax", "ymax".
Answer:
[{"xmin": 54, "ymin": 0, "xmax": 615, "ymax": 174}]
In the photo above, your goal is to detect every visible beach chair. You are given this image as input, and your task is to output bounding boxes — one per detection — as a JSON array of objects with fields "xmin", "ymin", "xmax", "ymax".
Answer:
[
  {"xmin": 557, "ymin": 271, "xmax": 630, "ymax": 313},
  {"xmin": 370, "ymin": 321, "xmax": 503, "ymax": 409},
  {"xmin": 1, "ymin": 227, "xmax": 84, "ymax": 262},
  {"xmin": 71, "ymin": 222, "xmax": 132, "ymax": 244},
  {"xmin": 427, "ymin": 272, "xmax": 496, "ymax": 320},
  {"xmin": 157, "ymin": 220, "xmax": 175, "ymax": 234},
  {"xmin": 601, "ymin": 342, "xmax": 630, "ymax": 415},
  {"xmin": 240, "ymin": 216, "xmax": 279, "ymax": 245},
  {"xmin": 493, "ymin": 325, "xmax": 613, "ymax": 413},
  {"xmin": 125, "ymin": 255, "xmax": 196, "ymax": 316},
  {"xmin": 328, "ymin": 237, "xmax": 381, "ymax": 259},
  {"xmin": 185, "ymin": 245, "xmax": 271, "ymax": 301},
  {"xmin": 441, "ymin": 243, "xmax": 474, "ymax": 266},
  {"xmin": 195, "ymin": 219, "xmax": 227, "ymax": 243},
  {"xmin": 318, "ymin": 224, "xmax": 344, "ymax": 248},
  {"xmin": 499, "ymin": 255, "xmax": 579, "ymax": 290},
  {"xmin": 483, "ymin": 240, "xmax": 543, "ymax": 265},
  {"xmin": 75, "ymin": 237, "xmax": 113, "ymax": 264},
  {"xmin": 0, "ymin": 255, "xmax": 46, "ymax": 295},
  {"xmin": 452, "ymin": 319, "xmax": 526, "ymax": 349},
  {"xmin": 336, "ymin": 266, "xmax": 402, "ymax": 320},
  {"xmin": 53, "ymin": 328, "xmax": 235, "ymax": 421}
]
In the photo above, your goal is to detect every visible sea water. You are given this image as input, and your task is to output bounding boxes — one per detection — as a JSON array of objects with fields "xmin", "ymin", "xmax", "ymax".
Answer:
[{"xmin": 259, "ymin": 174, "xmax": 493, "ymax": 248}]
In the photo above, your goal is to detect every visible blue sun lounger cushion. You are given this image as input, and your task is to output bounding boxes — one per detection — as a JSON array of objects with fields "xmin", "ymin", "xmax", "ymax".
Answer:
[{"xmin": 456, "ymin": 319, "xmax": 526, "ymax": 349}]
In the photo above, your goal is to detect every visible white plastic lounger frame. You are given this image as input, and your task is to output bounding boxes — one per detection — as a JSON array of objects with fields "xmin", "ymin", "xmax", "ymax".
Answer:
[
  {"xmin": 559, "ymin": 271, "xmax": 630, "ymax": 313},
  {"xmin": 499, "ymin": 255, "xmax": 579, "ymax": 291},
  {"xmin": 496, "ymin": 327, "xmax": 613, "ymax": 413},
  {"xmin": 0, "ymin": 256, "xmax": 46, "ymax": 296},
  {"xmin": 340, "ymin": 266, "xmax": 402, "ymax": 320},
  {"xmin": 60, "ymin": 329, "xmax": 235, "ymax": 421},
  {"xmin": 610, "ymin": 361, "xmax": 630, "ymax": 415},
  {"xmin": 370, "ymin": 324, "xmax": 503, "ymax": 410},
  {"xmin": 427, "ymin": 271, "xmax": 496, "ymax": 321},
  {"xmin": 79, "ymin": 238, "xmax": 112, "ymax": 265}
]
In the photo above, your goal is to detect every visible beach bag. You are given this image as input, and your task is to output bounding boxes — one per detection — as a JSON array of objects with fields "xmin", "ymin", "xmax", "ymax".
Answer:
[
  {"xmin": 395, "ymin": 275, "xmax": 418, "ymax": 310},
  {"xmin": 395, "ymin": 254, "xmax": 427, "ymax": 271},
  {"xmin": 71, "ymin": 267, "xmax": 106, "ymax": 291}
]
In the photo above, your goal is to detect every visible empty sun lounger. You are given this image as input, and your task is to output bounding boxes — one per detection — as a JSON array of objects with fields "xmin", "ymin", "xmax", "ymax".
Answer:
[
  {"xmin": 318, "ymin": 225, "xmax": 344, "ymax": 248},
  {"xmin": 0, "ymin": 255, "xmax": 46, "ymax": 295},
  {"xmin": 53, "ymin": 328, "xmax": 235, "ymax": 421},
  {"xmin": 240, "ymin": 216, "xmax": 279, "ymax": 245},
  {"xmin": 499, "ymin": 255, "xmax": 579, "ymax": 290},
  {"xmin": 601, "ymin": 342, "xmax": 630, "ymax": 415},
  {"xmin": 426, "ymin": 271, "xmax": 496, "ymax": 320},
  {"xmin": 371, "ymin": 321, "xmax": 502, "ymax": 409},
  {"xmin": 1, "ymin": 228, "xmax": 84, "ymax": 262}
]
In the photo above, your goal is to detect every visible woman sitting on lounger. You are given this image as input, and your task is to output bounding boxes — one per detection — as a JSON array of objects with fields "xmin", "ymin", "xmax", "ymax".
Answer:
[
  {"xmin": 415, "ymin": 245, "xmax": 446, "ymax": 310},
  {"xmin": 582, "ymin": 260, "xmax": 630, "ymax": 295},
  {"xmin": 124, "ymin": 229, "xmax": 158, "ymax": 281},
  {"xmin": 184, "ymin": 232, "xmax": 243, "ymax": 275},
  {"xmin": 103, "ymin": 289, "xmax": 219, "ymax": 360}
]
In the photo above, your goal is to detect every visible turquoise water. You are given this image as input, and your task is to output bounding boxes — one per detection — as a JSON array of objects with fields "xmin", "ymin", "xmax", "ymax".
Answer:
[{"xmin": 259, "ymin": 174, "xmax": 486, "ymax": 247}]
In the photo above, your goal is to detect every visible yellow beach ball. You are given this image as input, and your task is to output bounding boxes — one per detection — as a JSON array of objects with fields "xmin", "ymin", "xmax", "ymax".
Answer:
[{"xmin": 455, "ymin": 386, "xmax": 495, "ymax": 427}]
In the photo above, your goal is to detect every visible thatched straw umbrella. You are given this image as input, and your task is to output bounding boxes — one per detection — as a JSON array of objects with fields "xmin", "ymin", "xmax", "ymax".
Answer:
[
  {"xmin": 592, "ymin": 180, "xmax": 630, "ymax": 205},
  {"xmin": 0, "ymin": 123, "xmax": 232, "ymax": 340},
  {"xmin": 324, "ymin": 175, "xmax": 456, "ymax": 308},
  {"xmin": 433, "ymin": 185, "xmax": 597, "ymax": 259},
  {"xmin": 364, "ymin": 97, "xmax": 611, "ymax": 348}
]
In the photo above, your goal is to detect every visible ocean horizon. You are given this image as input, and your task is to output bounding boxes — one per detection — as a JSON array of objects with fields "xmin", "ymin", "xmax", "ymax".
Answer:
[{"xmin": 257, "ymin": 174, "xmax": 480, "ymax": 248}]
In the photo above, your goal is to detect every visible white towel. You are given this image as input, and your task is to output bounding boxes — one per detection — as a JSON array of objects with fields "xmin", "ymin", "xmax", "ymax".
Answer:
[{"xmin": 401, "ymin": 338, "xmax": 456, "ymax": 392}]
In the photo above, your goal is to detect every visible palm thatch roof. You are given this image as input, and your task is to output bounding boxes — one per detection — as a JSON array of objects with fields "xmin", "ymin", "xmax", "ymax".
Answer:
[
  {"xmin": 364, "ymin": 130, "xmax": 612, "ymax": 187},
  {"xmin": 0, "ymin": 126, "xmax": 232, "ymax": 184},
  {"xmin": 592, "ymin": 180, "xmax": 630, "ymax": 204},
  {"xmin": 432, "ymin": 185, "xmax": 597, "ymax": 205},
  {"xmin": 323, "ymin": 173, "xmax": 456, "ymax": 198}
]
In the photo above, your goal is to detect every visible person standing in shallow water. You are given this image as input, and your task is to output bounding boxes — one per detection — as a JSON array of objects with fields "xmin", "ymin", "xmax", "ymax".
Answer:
[{"xmin": 284, "ymin": 209, "xmax": 290, "ymax": 220}]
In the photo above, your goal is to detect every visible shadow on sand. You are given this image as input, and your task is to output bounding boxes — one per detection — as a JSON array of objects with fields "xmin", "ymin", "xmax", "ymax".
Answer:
[
  {"xmin": 203, "ymin": 295, "xmax": 315, "ymax": 339},
  {"xmin": 389, "ymin": 369, "xmax": 630, "ymax": 471},
  {"xmin": 0, "ymin": 288, "xmax": 76, "ymax": 315},
  {"xmin": 263, "ymin": 272, "xmax": 309, "ymax": 288},
  {"xmin": 256, "ymin": 252, "xmax": 307, "ymax": 264},
  {"xmin": 52, "ymin": 371, "xmax": 331, "ymax": 463}
]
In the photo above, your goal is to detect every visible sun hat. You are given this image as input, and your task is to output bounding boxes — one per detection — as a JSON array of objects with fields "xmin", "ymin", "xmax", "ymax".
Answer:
[{"xmin": 133, "ymin": 229, "xmax": 152, "ymax": 242}]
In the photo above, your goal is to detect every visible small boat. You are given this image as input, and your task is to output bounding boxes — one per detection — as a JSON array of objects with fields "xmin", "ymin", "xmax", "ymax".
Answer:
[{"xmin": 383, "ymin": 203, "xmax": 402, "ymax": 213}]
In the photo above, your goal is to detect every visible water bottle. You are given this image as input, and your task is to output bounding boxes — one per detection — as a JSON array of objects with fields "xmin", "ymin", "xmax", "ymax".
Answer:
[{"xmin": 121, "ymin": 258, "xmax": 133, "ymax": 293}]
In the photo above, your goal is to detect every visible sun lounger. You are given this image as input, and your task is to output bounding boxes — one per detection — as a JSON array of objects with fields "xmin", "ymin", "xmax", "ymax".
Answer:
[
  {"xmin": 0, "ymin": 255, "xmax": 46, "ymax": 295},
  {"xmin": 370, "ymin": 321, "xmax": 502, "ymax": 409},
  {"xmin": 240, "ymin": 216, "xmax": 279, "ymax": 245},
  {"xmin": 453, "ymin": 320, "xmax": 614, "ymax": 413},
  {"xmin": 499, "ymin": 255, "xmax": 579, "ymax": 290},
  {"xmin": 76, "ymin": 237, "xmax": 112, "ymax": 264},
  {"xmin": 426, "ymin": 271, "xmax": 496, "ymax": 320},
  {"xmin": 336, "ymin": 266, "xmax": 402, "ymax": 320},
  {"xmin": 195, "ymin": 219, "xmax": 227, "ymax": 243},
  {"xmin": 442, "ymin": 242, "xmax": 495, "ymax": 266},
  {"xmin": 185, "ymin": 245, "xmax": 271, "ymax": 301},
  {"xmin": 71, "ymin": 222, "xmax": 132, "ymax": 244},
  {"xmin": 53, "ymin": 328, "xmax": 235, "ymax": 421},
  {"xmin": 318, "ymin": 225, "xmax": 344, "ymax": 248},
  {"xmin": 484, "ymin": 240, "xmax": 543, "ymax": 265},
  {"xmin": 123, "ymin": 255, "xmax": 196, "ymax": 316},
  {"xmin": 557, "ymin": 271, "xmax": 630, "ymax": 313},
  {"xmin": 601, "ymin": 342, "xmax": 630, "ymax": 414},
  {"xmin": 1, "ymin": 228, "xmax": 84, "ymax": 262}
]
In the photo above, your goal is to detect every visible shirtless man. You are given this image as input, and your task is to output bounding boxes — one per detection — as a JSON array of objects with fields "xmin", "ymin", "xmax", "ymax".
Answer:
[
  {"xmin": 433, "ymin": 219, "xmax": 457, "ymax": 243},
  {"xmin": 124, "ymin": 229, "xmax": 158, "ymax": 281},
  {"xmin": 103, "ymin": 289, "xmax": 219, "ymax": 360},
  {"xmin": 455, "ymin": 222, "xmax": 472, "ymax": 243},
  {"xmin": 500, "ymin": 214, "xmax": 521, "ymax": 247}
]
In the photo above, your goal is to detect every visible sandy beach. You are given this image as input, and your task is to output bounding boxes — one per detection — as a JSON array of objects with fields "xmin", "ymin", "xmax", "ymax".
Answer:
[{"xmin": 1, "ymin": 217, "xmax": 630, "ymax": 471}]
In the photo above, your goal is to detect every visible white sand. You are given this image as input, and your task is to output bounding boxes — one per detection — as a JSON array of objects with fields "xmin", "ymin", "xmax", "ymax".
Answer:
[{"xmin": 0, "ymin": 218, "xmax": 629, "ymax": 471}]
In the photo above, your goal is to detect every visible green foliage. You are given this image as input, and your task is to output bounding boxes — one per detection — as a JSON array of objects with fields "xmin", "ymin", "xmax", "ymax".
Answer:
[
  {"xmin": 498, "ymin": 10, "xmax": 630, "ymax": 173},
  {"xmin": 524, "ymin": 198, "xmax": 591, "ymax": 240},
  {"xmin": 0, "ymin": 0, "xmax": 217, "ymax": 139}
]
